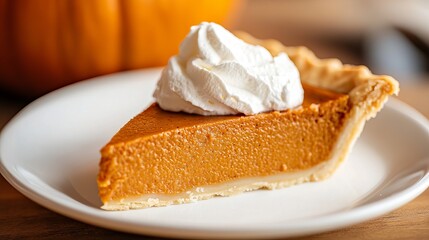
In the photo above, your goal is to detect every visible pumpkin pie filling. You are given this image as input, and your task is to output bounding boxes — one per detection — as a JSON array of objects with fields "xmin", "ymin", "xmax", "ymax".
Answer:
[{"xmin": 98, "ymin": 84, "xmax": 353, "ymax": 209}]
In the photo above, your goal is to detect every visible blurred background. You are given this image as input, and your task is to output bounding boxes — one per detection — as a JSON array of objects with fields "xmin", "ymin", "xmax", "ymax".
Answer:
[
  {"xmin": 1, "ymin": 0, "xmax": 429, "ymax": 99},
  {"xmin": 234, "ymin": 0, "xmax": 429, "ymax": 82}
]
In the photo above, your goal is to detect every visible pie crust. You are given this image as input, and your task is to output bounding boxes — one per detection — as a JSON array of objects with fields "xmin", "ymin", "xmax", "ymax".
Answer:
[{"xmin": 98, "ymin": 33, "xmax": 399, "ymax": 210}]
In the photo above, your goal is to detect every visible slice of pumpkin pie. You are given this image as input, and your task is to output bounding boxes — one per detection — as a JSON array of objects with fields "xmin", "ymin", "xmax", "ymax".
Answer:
[{"xmin": 97, "ymin": 22, "xmax": 398, "ymax": 210}]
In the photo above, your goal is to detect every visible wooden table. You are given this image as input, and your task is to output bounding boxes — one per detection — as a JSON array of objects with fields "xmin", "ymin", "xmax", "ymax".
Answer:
[{"xmin": 1, "ymin": 80, "xmax": 428, "ymax": 239}]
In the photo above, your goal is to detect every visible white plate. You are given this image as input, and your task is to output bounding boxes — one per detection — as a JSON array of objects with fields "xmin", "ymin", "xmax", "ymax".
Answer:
[{"xmin": 1, "ymin": 68, "xmax": 429, "ymax": 239}]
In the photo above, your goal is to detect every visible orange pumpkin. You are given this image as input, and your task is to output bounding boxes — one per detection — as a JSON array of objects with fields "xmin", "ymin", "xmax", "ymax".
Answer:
[{"xmin": 0, "ymin": 0, "xmax": 239, "ymax": 97}]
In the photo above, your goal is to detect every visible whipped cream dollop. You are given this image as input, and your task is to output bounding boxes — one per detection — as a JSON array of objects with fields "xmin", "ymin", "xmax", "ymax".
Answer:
[{"xmin": 153, "ymin": 22, "xmax": 304, "ymax": 115}]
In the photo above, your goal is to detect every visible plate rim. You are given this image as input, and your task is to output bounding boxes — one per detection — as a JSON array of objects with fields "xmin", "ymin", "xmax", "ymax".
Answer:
[{"xmin": 1, "ymin": 68, "xmax": 429, "ymax": 239}]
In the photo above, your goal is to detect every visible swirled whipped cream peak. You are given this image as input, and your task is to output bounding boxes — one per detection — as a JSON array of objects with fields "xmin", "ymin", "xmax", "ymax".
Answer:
[{"xmin": 153, "ymin": 22, "xmax": 304, "ymax": 115}]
